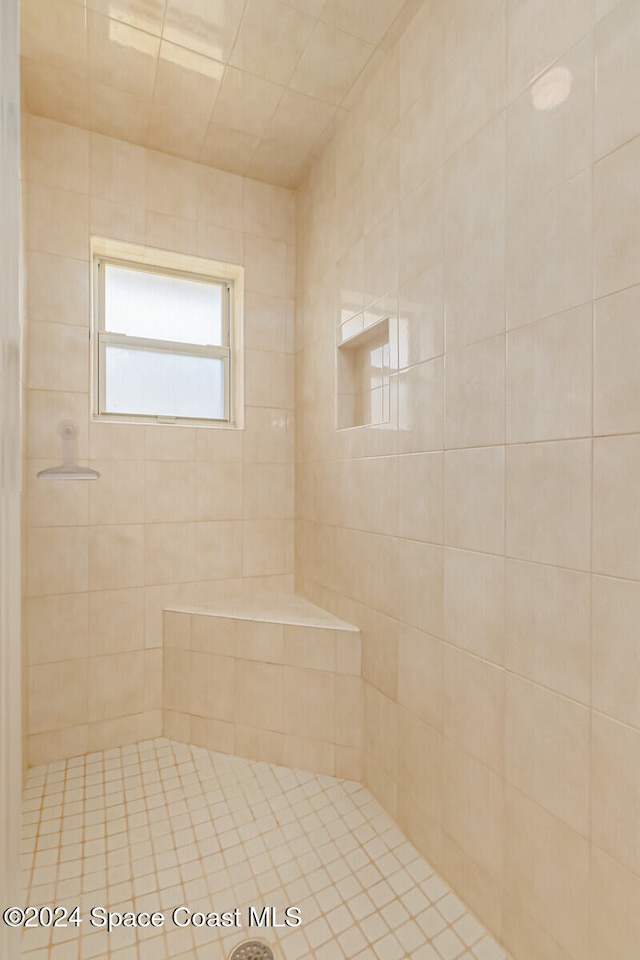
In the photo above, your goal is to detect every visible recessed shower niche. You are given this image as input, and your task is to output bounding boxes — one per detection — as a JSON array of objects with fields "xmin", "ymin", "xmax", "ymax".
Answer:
[{"xmin": 336, "ymin": 299, "xmax": 392, "ymax": 429}]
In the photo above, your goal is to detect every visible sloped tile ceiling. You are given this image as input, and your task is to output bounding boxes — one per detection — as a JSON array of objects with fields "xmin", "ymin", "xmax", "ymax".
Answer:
[{"xmin": 21, "ymin": 0, "xmax": 420, "ymax": 187}]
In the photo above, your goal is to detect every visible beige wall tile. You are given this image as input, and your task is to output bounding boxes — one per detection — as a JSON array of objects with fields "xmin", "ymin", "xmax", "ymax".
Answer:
[
  {"xmin": 144, "ymin": 523, "xmax": 196, "ymax": 585},
  {"xmin": 397, "ymin": 264, "xmax": 444, "ymax": 370},
  {"xmin": 283, "ymin": 666, "xmax": 335, "ymax": 741},
  {"xmin": 196, "ymin": 521, "xmax": 244, "ymax": 581},
  {"xmin": 335, "ymin": 675, "xmax": 362, "ymax": 747},
  {"xmin": 28, "ymin": 181, "xmax": 89, "ymax": 261},
  {"xmin": 506, "ymin": 440, "xmax": 591, "ymax": 570},
  {"xmin": 396, "ymin": 358, "xmax": 444, "ymax": 455},
  {"xmin": 163, "ymin": 610, "xmax": 191, "ymax": 651},
  {"xmin": 505, "ymin": 674, "xmax": 590, "ymax": 834},
  {"xmin": 26, "ymin": 593, "xmax": 88, "ymax": 665},
  {"xmin": 89, "ymin": 132, "xmax": 146, "ymax": 206},
  {"xmin": 504, "ymin": 786, "xmax": 589, "ymax": 960},
  {"xmin": 163, "ymin": 647, "xmax": 190, "ymax": 714},
  {"xmin": 445, "ymin": 548, "xmax": 505, "ymax": 665},
  {"xmin": 444, "ymin": 740, "xmax": 504, "ymax": 886},
  {"xmin": 593, "ymin": 435, "xmax": 640, "ymax": 579},
  {"xmin": 28, "ymin": 725, "xmax": 89, "ymax": 767},
  {"xmin": 444, "ymin": 223, "xmax": 505, "ymax": 352},
  {"xmin": 507, "ymin": 305, "xmax": 593, "ymax": 442},
  {"xmin": 593, "ymin": 575, "xmax": 640, "ymax": 728},
  {"xmin": 444, "ymin": 0, "xmax": 506, "ymax": 157},
  {"xmin": 399, "ymin": 171, "xmax": 444, "ymax": 285},
  {"xmin": 592, "ymin": 711, "xmax": 640, "ymax": 875},
  {"xmin": 590, "ymin": 847, "xmax": 640, "ymax": 960},
  {"xmin": 88, "ymin": 587, "xmax": 145, "ymax": 656},
  {"xmin": 27, "ymin": 252, "xmax": 89, "ymax": 328},
  {"xmin": 361, "ymin": 610, "xmax": 398, "ymax": 699},
  {"xmin": 89, "ymin": 524, "xmax": 144, "ymax": 590},
  {"xmin": 283, "ymin": 734, "xmax": 334, "ymax": 776},
  {"xmin": 445, "ymin": 447, "xmax": 505, "ymax": 555},
  {"xmin": 234, "ymin": 619, "xmax": 284, "ymax": 664},
  {"xmin": 189, "ymin": 651, "xmax": 235, "ymax": 723},
  {"xmin": 507, "ymin": 36, "xmax": 594, "ymax": 214},
  {"xmin": 506, "ymin": 0, "xmax": 594, "ymax": 99},
  {"xmin": 594, "ymin": 135, "xmax": 640, "ymax": 297},
  {"xmin": 143, "ymin": 461, "xmax": 197, "ymax": 523},
  {"xmin": 445, "ymin": 334, "xmax": 505, "ymax": 449},
  {"xmin": 235, "ymin": 724, "xmax": 284, "ymax": 765},
  {"xmin": 397, "ymin": 452, "xmax": 443, "ymax": 545},
  {"xmin": 594, "ymin": 283, "xmax": 640, "ymax": 435},
  {"xmin": 507, "ymin": 170, "xmax": 592, "ymax": 329},
  {"xmin": 88, "ymin": 650, "xmax": 145, "ymax": 721},
  {"xmin": 28, "ymin": 322, "xmax": 89, "ymax": 393},
  {"xmin": 90, "ymin": 196, "xmax": 145, "ymax": 244},
  {"xmin": 283, "ymin": 624, "xmax": 335, "ymax": 671},
  {"xmin": 190, "ymin": 615, "xmax": 234, "ymax": 656},
  {"xmin": 445, "ymin": 115, "xmax": 505, "ymax": 253},
  {"xmin": 505, "ymin": 559, "xmax": 590, "ymax": 703},
  {"xmin": 234, "ymin": 660, "xmax": 283, "ymax": 732},
  {"xmin": 27, "ymin": 460, "xmax": 89, "ymax": 527},
  {"xmin": 444, "ymin": 646, "xmax": 504, "ymax": 774},
  {"xmin": 89, "ymin": 460, "xmax": 145, "ymax": 525},
  {"xmin": 29, "ymin": 659, "xmax": 89, "ymax": 734},
  {"xmin": 26, "ymin": 526, "xmax": 89, "ymax": 596},
  {"xmin": 397, "ymin": 625, "xmax": 443, "ymax": 731},
  {"xmin": 27, "ymin": 115, "xmax": 89, "ymax": 193},
  {"xmin": 595, "ymin": 0, "xmax": 640, "ymax": 159}
]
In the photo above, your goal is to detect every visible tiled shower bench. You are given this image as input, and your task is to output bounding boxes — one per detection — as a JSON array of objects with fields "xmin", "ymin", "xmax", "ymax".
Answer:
[{"xmin": 162, "ymin": 595, "xmax": 362, "ymax": 779}]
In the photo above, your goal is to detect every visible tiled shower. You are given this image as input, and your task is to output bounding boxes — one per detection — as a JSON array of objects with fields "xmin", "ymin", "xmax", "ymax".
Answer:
[{"xmin": 2, "ymin": 0, "xmax": 640, "ymax": 958}]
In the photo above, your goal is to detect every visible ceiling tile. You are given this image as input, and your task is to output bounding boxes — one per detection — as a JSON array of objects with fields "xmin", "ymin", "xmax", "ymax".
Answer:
[
  {"xmin": 264, "ymin": 89, "xmax": 337, "ymax": 154},
  {"xmin": 21, "ymin": 0, "xmax": 88, "ymax": 78},
  {"xmin": 89, "ymin": 81, "xmax": 150, "ymax": 145},
  {"xmin": 320, "ymin": 0, "xmax": 409, "ymax": 45},
  {"xmin": 154, "ymin": 42, "xmax": 224, "ymax": 117},
  {"xmin": 21, "ymin": 58, "xmax": 90, "ymax": 127},
  {"xmin": 84, "ymin": 0, "xmax": 167, "ymax": 36},
  {"xmin": 211, "ymin": 67, "xmax": 284, "ymax": 139},
  {"xmin": 245, "ymin": 138, "xmax": 309, "ymax": 189},
  {"xmin": 229, "ymin": 0, "xmax": 316, "ymax": 86},
  {"xmin": 147, "ymin": 102, "xmax": 211, "ymax": 160},
  {"xmin": 21, "ymin": 0, "xmax": 418, "ymax": 188},
  {"xmin": 199, "ymin": 122, "xmax": 260, "ymax": 177},
  {"xmin": 289, "ymin": 21, "xmax": 374, "ymax": 105},
  {"xmin": 163, "ymin": 0, "xmax": 246, "ymax": 62},
  {"xmin": 281, "ymin": 0, "xmax": 327, "ymax": 15},
  {"xmin": 88, "ymin": 12, "xmax": 160, "ymax": 99}
]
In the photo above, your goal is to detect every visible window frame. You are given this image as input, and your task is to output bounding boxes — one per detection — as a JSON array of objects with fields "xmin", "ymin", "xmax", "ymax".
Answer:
[{"xmin": 90, "ymin": 239, "xmax": 245, "ymax": 429}]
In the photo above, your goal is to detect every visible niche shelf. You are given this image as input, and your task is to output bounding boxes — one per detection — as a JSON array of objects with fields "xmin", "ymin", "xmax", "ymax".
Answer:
[{"xmin": 337, "ymin": 309, "xmax": 390, "ymax": 429}]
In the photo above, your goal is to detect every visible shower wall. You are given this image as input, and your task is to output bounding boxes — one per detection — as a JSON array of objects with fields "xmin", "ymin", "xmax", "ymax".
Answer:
[
  {"xmin": 295, "ymin": 0, "xmax": 640, "ymax": 958},
  {"xmin": 22, "ymin": 114, "xmax": 295, "ymax": 766}
]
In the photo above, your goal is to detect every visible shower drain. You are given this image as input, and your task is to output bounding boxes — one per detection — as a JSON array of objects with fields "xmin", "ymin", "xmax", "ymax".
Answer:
[{"xmin": 228, "ymin": 940, "xmax": 275, "ymax": 960}]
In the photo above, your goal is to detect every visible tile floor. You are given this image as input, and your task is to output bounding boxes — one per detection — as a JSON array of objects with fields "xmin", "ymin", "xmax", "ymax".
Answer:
[{"xmin": 20, "ymin": 739, "xmax": 511, "ymax": 960}]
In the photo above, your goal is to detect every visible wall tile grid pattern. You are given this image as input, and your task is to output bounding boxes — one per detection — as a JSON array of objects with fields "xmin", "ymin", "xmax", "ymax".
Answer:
[
  {"xmin": 23, "ymin": 115, "xmax": 296, "ymax": 767},
  {"xmin": 163, "ymin": 609, "xmax": 363, "ymax": 781},
  {"xmin": 294, "ymin": 0, "xmax": 640, "ymax": 958},
  {"xmin": 20, "ymin": 737, "xmax": 513, "ymax": 960}
]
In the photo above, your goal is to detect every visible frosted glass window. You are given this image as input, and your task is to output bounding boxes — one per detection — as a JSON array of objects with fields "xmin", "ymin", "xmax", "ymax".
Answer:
[
  {"xmin": 94, "ymin": 252, "xmax": 235, "ymax": 425},
  {"xmin": 104, "ymin": 265, "xmax": 223, "ymax": 345},
  {"xmin": 104, "ymin": 347, "xmax": 224, "ymax": 420}
]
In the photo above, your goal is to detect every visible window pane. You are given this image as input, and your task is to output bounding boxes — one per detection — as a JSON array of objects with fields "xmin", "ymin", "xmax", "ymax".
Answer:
[
  {"xmin": 104, "ymin": 346, "xmax": 225, "ymax": 420},
  {"xmin": 104, "ymin": 264, "xmax": 224, "ymax": 345}
]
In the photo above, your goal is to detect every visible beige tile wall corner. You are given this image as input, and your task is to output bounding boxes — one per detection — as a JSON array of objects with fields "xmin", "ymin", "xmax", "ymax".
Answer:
[
  {"xmin": 22, "ymin": 114, "xmax": 296, "ymax": 765},
  {"xmin": 294, "ymin": 0, "xmax": 640, "ymax": 957}
]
